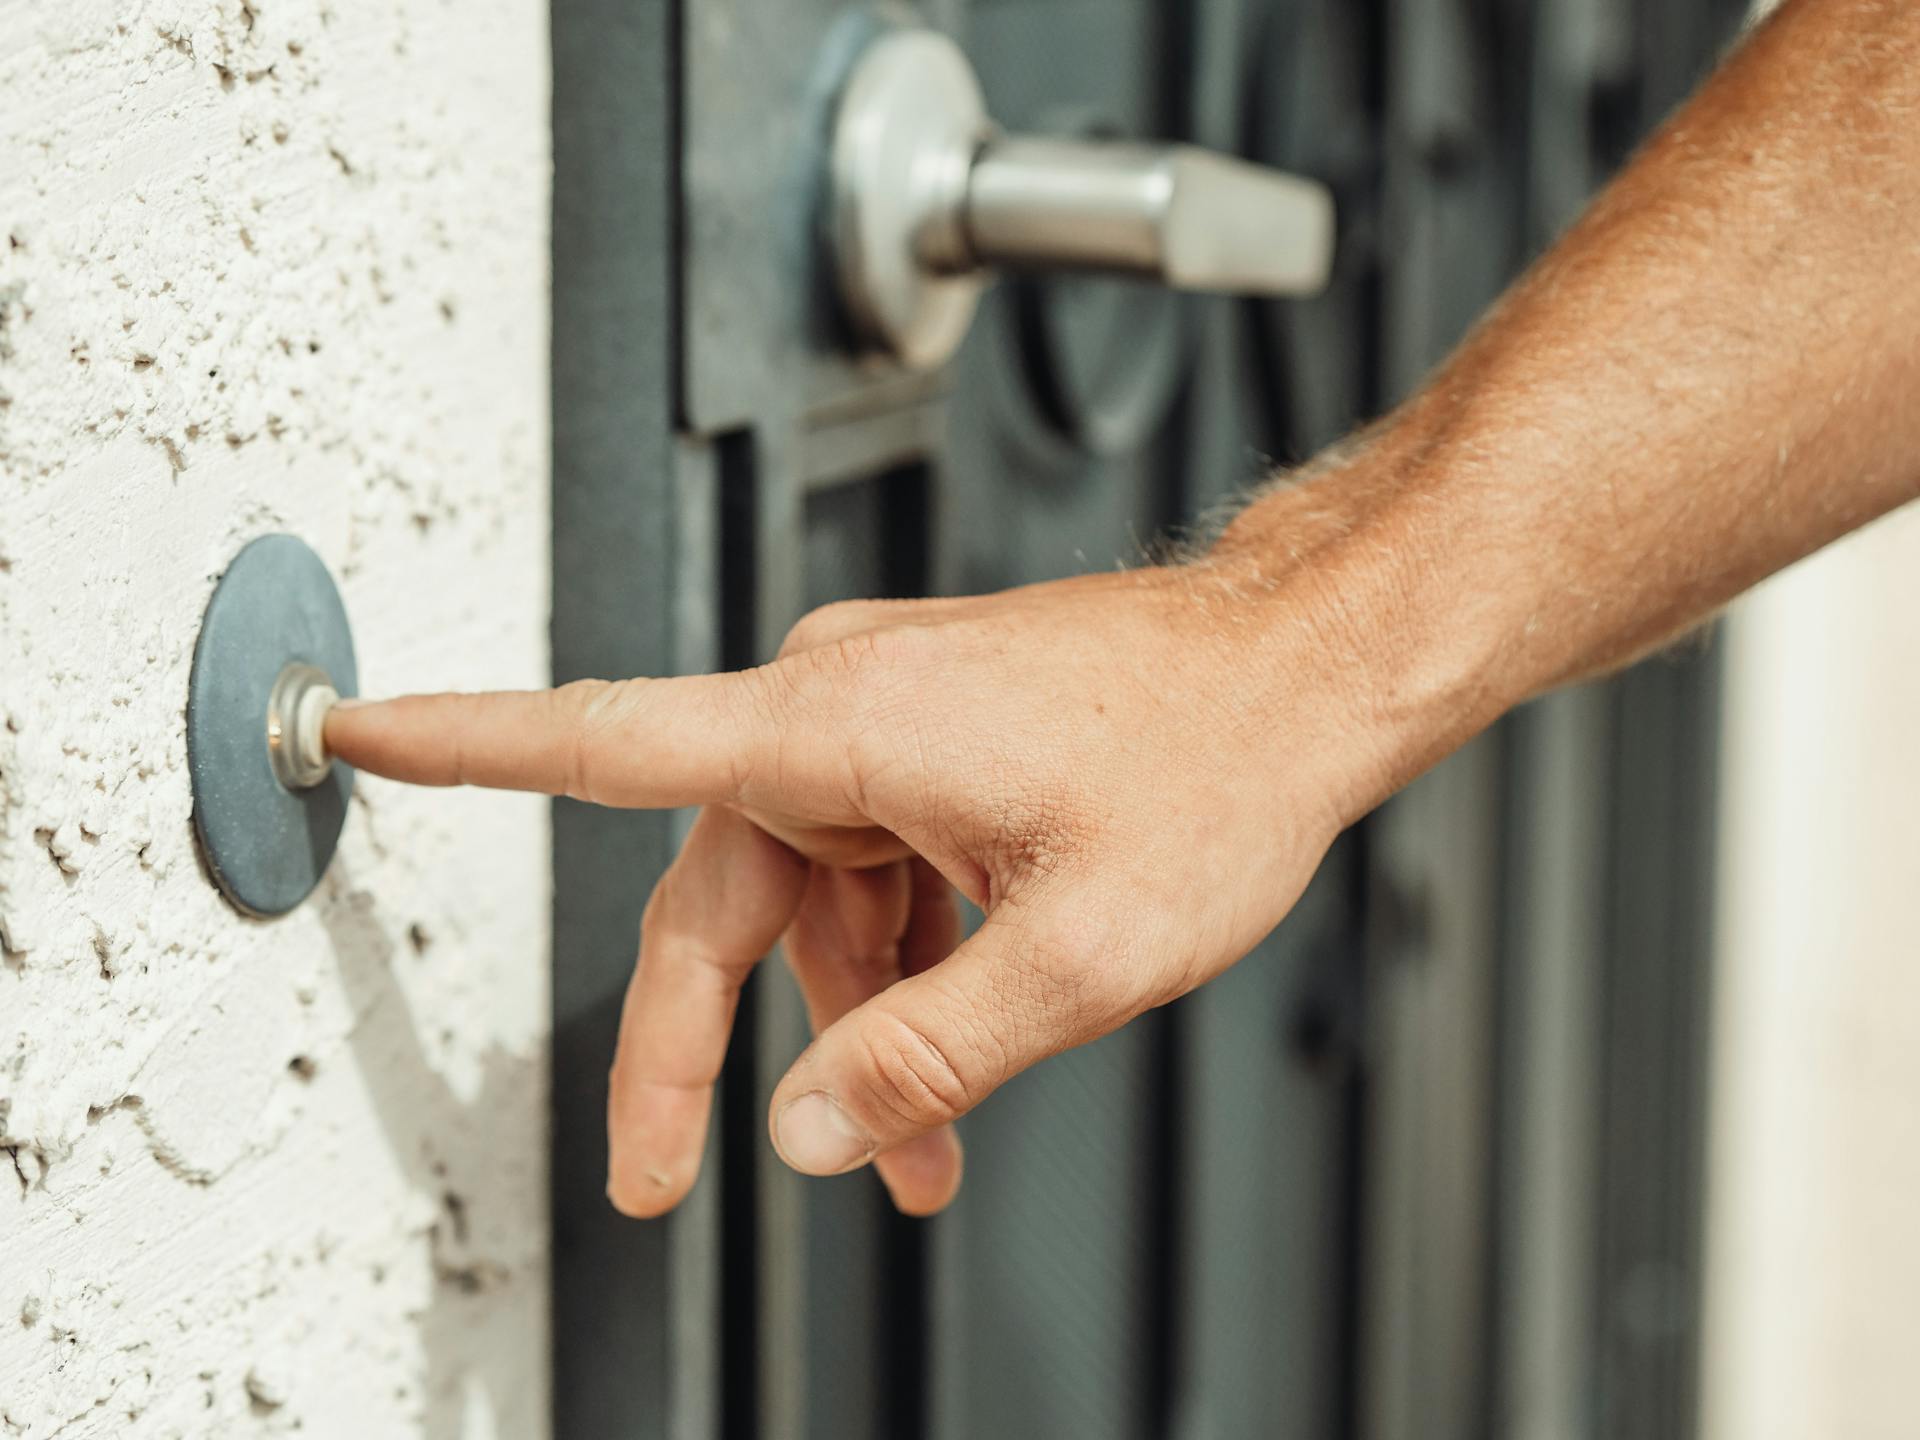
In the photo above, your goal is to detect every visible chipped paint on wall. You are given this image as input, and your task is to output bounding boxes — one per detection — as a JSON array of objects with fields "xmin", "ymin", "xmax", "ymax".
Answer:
[{"xmin": 0, "ymin": 0, "xmax": 552, "ymax": 1433}]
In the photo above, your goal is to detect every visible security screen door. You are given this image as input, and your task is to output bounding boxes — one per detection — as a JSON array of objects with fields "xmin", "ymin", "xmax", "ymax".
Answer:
[{"xmin": 549, "ymin": 1, "xmax": 1742, "ymax": 1437}]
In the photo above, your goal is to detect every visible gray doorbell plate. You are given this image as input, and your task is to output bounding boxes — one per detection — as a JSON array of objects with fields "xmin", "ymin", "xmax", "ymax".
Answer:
[{"xmin": 187, "ymin": 533, "xmax": 358, "ymax": 917}]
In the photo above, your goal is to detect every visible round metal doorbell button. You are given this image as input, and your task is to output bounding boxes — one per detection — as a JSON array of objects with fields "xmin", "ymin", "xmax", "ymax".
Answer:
[
  {"xmin": 266, "ymin": 662, "xmax": 340, "ymax": 791},
  {"xmin": 187, "ymin": 533, "xmax": 358, "ymax": 918}
]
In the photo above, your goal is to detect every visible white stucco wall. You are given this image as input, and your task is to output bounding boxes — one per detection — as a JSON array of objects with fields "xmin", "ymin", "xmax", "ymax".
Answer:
[
  {"xmin": 0, "ymin": 2, "xmax": 552, "ymax": 1435},
  {"xmin": 1701, "ymin": 501, "xmax": 1920, "ymax": 1440}
]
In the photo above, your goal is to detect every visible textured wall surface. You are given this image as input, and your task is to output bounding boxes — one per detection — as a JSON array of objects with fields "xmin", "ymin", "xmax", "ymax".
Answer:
[
  {"xmin": 0, "ymin": 1, "xmax": 551, "ymax": 1434},
  {"xmin": 1703, "ymin": 501, "xmax": 1920, "ymax": 1440}
]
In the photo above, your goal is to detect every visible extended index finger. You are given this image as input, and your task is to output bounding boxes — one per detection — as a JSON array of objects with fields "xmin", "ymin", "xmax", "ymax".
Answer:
[{"xmin": 324, "ymin": 673, "xmax": 845, "ymax": 812}]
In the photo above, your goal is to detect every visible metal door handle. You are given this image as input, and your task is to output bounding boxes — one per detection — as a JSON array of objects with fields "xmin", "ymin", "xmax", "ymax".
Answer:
[
  {"xmin": 963, "ymin": 139, "xmax": 1332, "ymax": 293},
  {"xmin": 831, "ymin": 28, "xmax": 1336, "ymax": 370}
]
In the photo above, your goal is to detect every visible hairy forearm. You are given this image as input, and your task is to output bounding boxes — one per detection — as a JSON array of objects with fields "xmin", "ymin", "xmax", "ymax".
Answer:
[{"xmin": 1217, "ymin": 0, "xmax": 1920, "ymax": 814}]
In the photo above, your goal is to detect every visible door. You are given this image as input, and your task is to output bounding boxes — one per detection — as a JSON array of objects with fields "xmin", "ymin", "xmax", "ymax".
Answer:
[{"xmin": 549, "ymin": 2, "xmax": 1740, "ymax": 1437}]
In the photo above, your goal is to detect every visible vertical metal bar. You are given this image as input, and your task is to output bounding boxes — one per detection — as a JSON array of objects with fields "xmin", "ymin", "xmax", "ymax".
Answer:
[
  {"xmin": 712, "ymin": 429, "xmax": 763, "ymax": 1440},
  {"xmin": 1491, "ymin": 691, "xmax": 1610, "ymax": 1440},
  {"xmin": 747, "ymin": 434, "xmax": 813, "ymax": 1440},
  {"xmin": 671, "ymin": 437, "xmax": 727, "ymax": 1440},
  {"xmin": 1358, "ymin": 739, "xmax": 1506, "ymax": 1440},
  {"xmin": 550, "ymin": 0, "xmax": 684, "ymax": 1432},
  {"xmin": 1595, "ymin": 655, "xmax": 1721, "ymax": 1440}
]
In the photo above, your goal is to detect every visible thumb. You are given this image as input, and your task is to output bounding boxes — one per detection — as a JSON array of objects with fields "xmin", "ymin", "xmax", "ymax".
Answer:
[{"xmin": 766, "ymin": 900, "xmax": 1115, "ymax": 1176}]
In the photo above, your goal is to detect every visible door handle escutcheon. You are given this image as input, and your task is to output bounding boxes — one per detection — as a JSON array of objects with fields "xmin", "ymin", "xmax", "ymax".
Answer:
[{"xmin": 830, "ymin": 28, "xmax": 1336, "ymax": 370}]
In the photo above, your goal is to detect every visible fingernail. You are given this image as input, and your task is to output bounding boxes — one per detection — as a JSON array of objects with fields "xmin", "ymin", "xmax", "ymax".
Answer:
[
  {"xmin": 328, "ymin": 697, "xmax": 368, "ymax": 712},
  {"xmin": 774, "ymin": 1091, "xmax": 873, "ymax": 1175}
]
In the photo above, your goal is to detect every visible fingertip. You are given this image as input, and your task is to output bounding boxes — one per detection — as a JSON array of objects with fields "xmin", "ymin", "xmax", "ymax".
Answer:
[
  {"xmin": 607, "ymin": 1077, "xmax": 713, "ymax": 1217},
  {"xmin": 770, "ymin": 1089, "xmax": 876, "ymax": 1176},
  {"xmin": 320, "ymin": 692, "xmax": 456, "ymax": 783},
  {"xmin": 607, "ymin": 1165, "xmax": 690, "ymax": 1220},
  {"xmin": 606, "ymin": 1141, "xmax": 701, "ymax": 1219},
  {"xmin": 320, "ymin": 695, "xmax": 374, "ymax": 758}
]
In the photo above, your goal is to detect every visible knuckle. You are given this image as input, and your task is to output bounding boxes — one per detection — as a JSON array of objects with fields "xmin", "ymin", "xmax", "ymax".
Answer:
[
  {"xmin": 558, "ymin": 675, "xmax": 621, "ymax": 721},
  {"xmin": 777, "ymin": 610, "xmax": 830, "ymax": 660},
  {"xmin": 779, "ymin": 600, "xmax": 872, "ymax": 658},
  {"xmin": 637, "ymin": 885, "xmax": 683, "ymax": 949},
  {"xmin": 726, "ymin": 663, "xmax": 788, "ymax": 736},
  {"xmin": 821, "ymin": 621, "xmax": 936, "ymax": 684},
  {"xmin": 836, "ymin": 630, "xmax": 946, "ymax": 760},
  {"xmin": 551, "ymin": 678, "xmax": 637, "ymax": 802},
  {"xmin": 556, "ymin": 676, "xmax": 649, "ymax": 737},
  {"xmin": 851, "ymin": 1008, "xmax": 981, "ymax": 1131},
  {"xmin": 640, "ymin": 894, "xmax": 749, "ymax": 985},
  {"xmin": 809, "ymin": 628, "xmax": 889, "ymax": 684},
  {"xmin": 775, "ymin": 629, "xmax": 922, "ymax": 730}
]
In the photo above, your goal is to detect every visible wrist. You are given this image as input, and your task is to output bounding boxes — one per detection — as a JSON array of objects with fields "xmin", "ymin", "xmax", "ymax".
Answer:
[{"xmin": 1203, "ymin": 417, "xmax": 1543, "ymax": 825}]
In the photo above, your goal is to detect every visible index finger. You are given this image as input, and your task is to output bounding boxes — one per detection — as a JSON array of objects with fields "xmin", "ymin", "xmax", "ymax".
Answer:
[{"xmin": 324, "ymin": 672, "xmax": 845, "ymax": 812}]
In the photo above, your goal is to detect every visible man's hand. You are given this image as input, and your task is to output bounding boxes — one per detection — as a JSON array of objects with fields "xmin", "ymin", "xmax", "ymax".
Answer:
[
  {"xmin": 326, "ymin": 0, "xmax": 1920, "ymax": 1219},
  {"xmin": 327, "ymin": 551, "xmax": 1404, "ymax": 1217}
]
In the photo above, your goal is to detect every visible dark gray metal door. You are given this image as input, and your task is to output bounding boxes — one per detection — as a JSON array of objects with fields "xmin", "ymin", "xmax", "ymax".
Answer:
[
  {"xmin": 670, "ymin": 6, "xmax": 1365, "ymax": 1436},
  {"xmin": 550, "ymin": 2, "xmax": 1741, "ymax": 1437}
]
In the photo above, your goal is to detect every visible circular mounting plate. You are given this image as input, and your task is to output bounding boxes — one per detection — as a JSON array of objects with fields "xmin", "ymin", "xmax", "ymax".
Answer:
[
  {"xmin": 187, "ymin": 534, "xmax": 358, "ymax": 918},
  {"xmin": 831, "ymin": 28, "xmax": 991, "ymax": 370}
]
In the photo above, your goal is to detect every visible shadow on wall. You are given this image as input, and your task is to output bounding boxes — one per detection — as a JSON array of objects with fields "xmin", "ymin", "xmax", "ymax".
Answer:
[{"xmin": 318, "ymin": 864, "xmax": 547, "ymax": 1440}]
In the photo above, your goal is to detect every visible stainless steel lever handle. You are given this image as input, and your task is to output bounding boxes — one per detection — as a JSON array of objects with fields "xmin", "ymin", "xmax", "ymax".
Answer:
[
  {"xmin": 960, "ymin": 139, "xmax": 1333, "ymax": 295},
  {"xmin": 831, "ymin": 29, "xmax": 1335, "ymax": 370}
]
